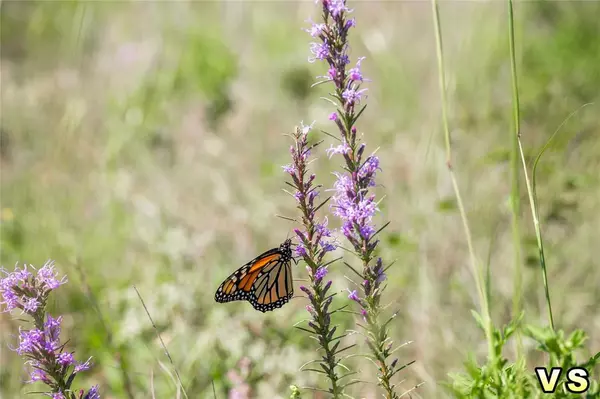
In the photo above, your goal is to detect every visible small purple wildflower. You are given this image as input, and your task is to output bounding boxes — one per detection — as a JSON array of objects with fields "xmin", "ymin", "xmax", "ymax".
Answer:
[
  {"xmin": 327, "ymin": 0, "xmax": 353, "ymax": 17},
  {"xmin": 29, "ymin": 367, "xmax": 49, "ymax": 383},
  {"xmin": 58, "ymin": 352, "xmax": 75, "ymax": 366},
  {"xmin": 17, "ymin": 328, "xmax": 43, "ymax": 355},
  {"xmin": 305, "ymin": 19, "xmax": 326, "ymax": 38},
  {"xmin": 36, "ymin": 261, "xmax": 67, "ymax": 290},
  {"xmin": 342, "ymin": 87, "xmax": 367, "ymax": 105},
  {"xmin": 359, "ymin": 156, "xmax": 380, "ymax": 187},
  {"xmin": 22, "ymin": 297, "xmax": 40, "ymax": 313},
  {"xmin": 332, "ymin": 175, "xmax": 379, "ymax": 241},
  {"xmin": 327, "ymin": 66, "xmax": 337, "ymax": 80},
  {"xmin": 320, "ymin": 241, "xmax": 336, "ymax": 253},
  {"xmin": 347, "ymin": 289, "xmax": 360, "ymax": 302},
  {"xmin": 295, "ymin": 243, "xmax": 307, "ymax": 257},
  {"xmin": 308, "ymin": 189, "xmax": 319, "ymax": 204},
  {"xmin": 360, "ymin": 308, "xmax": 368, "ymax": 321},
  {"xmin": 314, "ymin": 267, "xmax": 328, "ymax": 282},
  {"xmin": 315, "ymin": 217, "xmax": 332, "ymax": 237},
  {"xmin": 282, "ymin": 164, "xmax": 295, "ymax": 174},
  {"xmin": 83, "ymin": 386, "xmax": 100, "ymax": 399},
  {"xmin": 74, "ymin": 357, "xmax": 93, "ymax": 374},
  {"xmin": 348, "ymin": 57, "xmax": 365, "ymax": 81},
  {"xmin": 376, "ymin": 269, "xmax": 387, "ymax": 284},
  {"xmin": 326, "ymin": 141, "xmax": 351, "ymax": 158},
  {"xmin": 328, "ymin": 112, "xmax": 338, "ymax": 121},
  {"xmin": 309, "ymin": 42, "xmax": 330, "ymax": 63}
]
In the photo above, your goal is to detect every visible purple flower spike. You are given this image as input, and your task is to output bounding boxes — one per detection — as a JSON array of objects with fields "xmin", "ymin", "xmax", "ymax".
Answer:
[
  {"xmin": 304, "ymin": 0, "xmax": 400, "ymax": 395},
  {"xmin": 284, "ymin": 110, "xmax": 342, "ymax": 393},
  {"xmin": 1, "ymin": 261, "xmax": 97, "ymax": 397}
]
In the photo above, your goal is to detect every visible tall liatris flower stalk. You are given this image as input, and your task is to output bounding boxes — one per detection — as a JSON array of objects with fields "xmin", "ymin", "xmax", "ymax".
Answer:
[
  {"xmin": 306, "ymin": 1, "xmax": 405, "ymax": 397},
  {"xmin": 0, "ymin": 260, "xmax": 99, "ymax": 399},
  {"xmin": 283, "ymin": 124, "xmax": 348, "ymax": 397}
]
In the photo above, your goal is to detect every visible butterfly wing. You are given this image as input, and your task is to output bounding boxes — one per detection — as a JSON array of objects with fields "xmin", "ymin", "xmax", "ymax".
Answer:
[
  {"xmin": 215, "ymin": 240, "xmax": 294, "ymax": 312},
  {"xmin": 214, "ymin": 240, "xmax": 293, "ymax": 313},
  {"xmin": 248, "ymin": 255, "xmax": 293, "ymax": 312}
]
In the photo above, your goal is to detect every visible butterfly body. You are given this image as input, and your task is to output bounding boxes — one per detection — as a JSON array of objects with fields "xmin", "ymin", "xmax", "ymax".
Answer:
[{"xmin": 214, "ymin": 239, "xmax": 293, "ymax": 312}]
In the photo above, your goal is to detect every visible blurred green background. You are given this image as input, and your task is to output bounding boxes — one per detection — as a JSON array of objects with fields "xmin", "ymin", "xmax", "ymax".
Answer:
[{"xmin": 1, "ymin": 1, "xmax": 599, "ymax": 398}]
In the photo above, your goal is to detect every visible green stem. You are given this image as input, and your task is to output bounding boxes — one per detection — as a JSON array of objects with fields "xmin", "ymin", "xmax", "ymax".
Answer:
[
  {"xmin": 516, "ymin": 139, "xmax": 555, "ymax": 331},
  {"xmin": 431, "ymin": 0, "xmax": 495, "ymax": 365},
  {"xmin": 507, "ymin": 0, "xmax": 524, "ymax": 375}
]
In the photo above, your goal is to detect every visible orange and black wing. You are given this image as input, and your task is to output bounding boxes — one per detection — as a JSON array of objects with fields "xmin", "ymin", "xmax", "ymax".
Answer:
[{"xmin": 214, "ymin": 239, "xmax": 293, "ymax": 312}]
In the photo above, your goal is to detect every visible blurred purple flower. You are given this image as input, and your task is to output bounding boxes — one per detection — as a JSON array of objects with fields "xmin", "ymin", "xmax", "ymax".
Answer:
[
  {"xmin": 309, "ymin": 42, "xmax": 330, "ymax": 63},
  {"xmin": 0, "ymin": 261, "xmax": 96, "ymax": 397},
  {"xmin": 326, "ymin": 141, "xmax": 351, "ymax": 158},
  {"xmin": 305, "ymin": 19, "xmax": 326, "ymax": 38},
  {"xmin": 295, "ymin": 243, "xmax": 307, "ymax": 257},
  {"xmin": 342, "ymin": 87, "xmax": 367, "ymax": 105},
  {"xmin": 36, "ymin": 261, "xmax": 67, "ymax": 290},
  {"xmin": 320, "ymin": 241, "xmax": 336, "ymax": 253},
  {"xmin": 227, "ymin": 358, "xmax": 252, "ymax": 399},
  {"xmin": 347, "ymin": 289, "xmax": 360, "ymax": 302},
  {"xmin": 58, "ymin": 352, "xmax": 75, "ymax": 366},
  {"xmin": 327, "ymin": 0, "xmax": 353, "ymax": 17},
  {"xmin": 82, "ymin": 385, "xmax": 100, "ymax": 399},
  {"xmin": 74, "ymin": 357, "xmax": 93, "ymax": 374},
  {"xmin": 348, "ymin": 57, "xmax": 365, "ymax": 81},
  {"xmin": 314, "ymin": 266, "xmax": 328, "ymax": 282},
  {"xmin": 282, "ymin": 164, "xmax": 295, "ymax": 175}
]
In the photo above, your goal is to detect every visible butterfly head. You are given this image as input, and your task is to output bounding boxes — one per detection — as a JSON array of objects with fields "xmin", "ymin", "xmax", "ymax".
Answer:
[
  {"xmin": 280, "ymin": 238, "xmax": 293, "ymax": 254},
  {"xmin": 280, "ymin": 239, "xmax": 295, "ymax": 263}
]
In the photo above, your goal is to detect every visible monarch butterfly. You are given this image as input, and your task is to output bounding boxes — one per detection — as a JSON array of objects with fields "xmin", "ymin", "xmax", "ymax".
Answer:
[{"xmin": 214, "ymin": 239, "xmax": 294, "ymax": 312}]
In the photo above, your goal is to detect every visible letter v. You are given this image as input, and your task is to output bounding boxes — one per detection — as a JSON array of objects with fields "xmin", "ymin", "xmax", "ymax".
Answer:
[{"xmin": 535, "ymin": 367, "xmax": 563, "ymax": 393}]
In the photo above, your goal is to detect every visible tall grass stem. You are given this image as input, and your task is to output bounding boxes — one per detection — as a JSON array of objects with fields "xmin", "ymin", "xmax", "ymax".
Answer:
[
  {"xmin": 507, "ymin": 0, "xmax": 524, "ymax": 383},
  {"xmin": 520, "ymin": 102, "xmax": 594, "ymax": 332},
  {"xmin": 134, "ymin": 286, "xmax": 189, "ymax": 399},
  {"xmin": 430, "ymin": 0, "xmax": 495, "ymax": 364}
]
